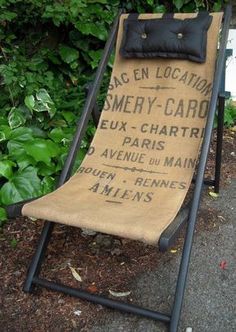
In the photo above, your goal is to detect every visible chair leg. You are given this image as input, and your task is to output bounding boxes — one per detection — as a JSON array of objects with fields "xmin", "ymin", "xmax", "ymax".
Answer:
[
  {"xmin": 23, "ymin": 221, "xmax": 54, "ymax": 292},
  {"xmin": 169, "ymin": 226, "xmax": 193, "ymax": 332},
  {"xmin": 214, "ymin": 95, "xmax": 225, "ymax": 193}
]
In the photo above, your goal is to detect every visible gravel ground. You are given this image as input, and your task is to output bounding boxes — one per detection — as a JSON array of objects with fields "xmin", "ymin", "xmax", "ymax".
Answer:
[{"xmin": 92, "ymin": 179, "xmax": 236, "ymax": 332}]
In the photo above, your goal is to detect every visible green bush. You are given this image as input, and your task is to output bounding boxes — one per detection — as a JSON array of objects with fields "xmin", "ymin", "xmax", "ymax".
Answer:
[
  {"xmin": 0, "ymin": 0, "xmax": 228, "ymax": 223},
  {"xmin": 224, "ymin": 100, "xmax": 236, "ymax": 127}
]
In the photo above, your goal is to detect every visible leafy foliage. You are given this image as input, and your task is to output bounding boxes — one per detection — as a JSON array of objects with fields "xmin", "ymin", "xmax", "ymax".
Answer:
[
  {"xmin": 224, "ymin": 100, "xmax": 236, "ymax": 127},
  {"xmin": 0, "ymin": 0, "xmax": 229, "ymax": 223}
]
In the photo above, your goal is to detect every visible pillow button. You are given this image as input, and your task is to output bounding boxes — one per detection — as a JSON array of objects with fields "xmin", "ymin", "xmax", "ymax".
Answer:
[
  {"xmin": 141, "ymin": 32, "xmax": 147, "ymax": 39},
  {"xmin": 177, "ymin": 33, "xmax": 183, "ymax": 39}
]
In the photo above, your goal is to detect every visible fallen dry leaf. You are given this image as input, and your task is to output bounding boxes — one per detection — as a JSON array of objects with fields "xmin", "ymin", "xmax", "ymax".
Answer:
[
  {"xmin": 28, "ymin": 216, "xmax": 37, "ymax": 221},
  {"xmin": 208, "ymin": 191, "xmax": 219, "ymax": 198},
  {"xmin": 217, "ymin": 215, "xmax": 226, "ymax": 221},
  {"xmin": 109, "ymin": 290, "xmax": 131, "ymax": 297},
  {"xmin": 69, "ymin": 266, "xmax": 82, "ymax": 282}
]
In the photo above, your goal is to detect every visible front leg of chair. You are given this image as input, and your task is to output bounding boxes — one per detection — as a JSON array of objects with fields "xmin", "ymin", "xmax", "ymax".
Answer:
[{"xmin": 23, "ymin": 221, "xmax": 54, "ymax": 293}]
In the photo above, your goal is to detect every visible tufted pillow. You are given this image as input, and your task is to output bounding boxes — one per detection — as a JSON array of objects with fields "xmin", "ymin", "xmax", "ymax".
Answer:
[{"xmin": 120, "ymin": 13, "xmax": 213, "ymax": 63}]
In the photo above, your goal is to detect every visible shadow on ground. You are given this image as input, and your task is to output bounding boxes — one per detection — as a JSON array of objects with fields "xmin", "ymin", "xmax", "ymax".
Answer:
[{"xmin": 92, "ymin": 180, "xmax": 236, "ymax": 332}]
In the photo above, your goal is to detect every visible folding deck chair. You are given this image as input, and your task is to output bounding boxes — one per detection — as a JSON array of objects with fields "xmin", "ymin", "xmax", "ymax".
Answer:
[{"xmin": 7, "ymin": 5, "xmax": 231, "ymax": 332}]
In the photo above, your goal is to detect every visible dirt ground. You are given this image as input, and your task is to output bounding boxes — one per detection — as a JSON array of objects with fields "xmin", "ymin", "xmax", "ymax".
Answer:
[{"xmin": 0, "ymin": 128, "xmax": 235, "ymax": 332}]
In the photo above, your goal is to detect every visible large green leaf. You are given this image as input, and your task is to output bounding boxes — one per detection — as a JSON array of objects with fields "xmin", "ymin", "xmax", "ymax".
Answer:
[
  {"xmin": 7, "ymin": 129, "xmax": 34, "ymax": 161},
  {"xmin": 153, "ymin": 5, "xmax": 166, "ymax": 13},
  {"xmin": 24, "ymin": 95, "xmax": 35, "ymax": 111},
  {"xmin": 0, "ymin": 125, "xmax": 11, "ymax": 142},
  {"xmin": 0, "ymin": 166, "xmax": 42, "ymax": 205},
  {"xmin": 0, "ymin": 116, "xmax": 9, "ymax": 126},
  {"xmin": 76, "ymin": 21, "xmax": 108, "ymax": 40},
  {"xmin": 173, "ymin": 0, "xmax": 185, "ymax": 10},
  {"xmin": 24, "ymin": 138, "xmax": 60, "ymax": 165},
  {"xmin": 41, "ymin": 176, "xmax": 55, "ymax": 195},
  {"xmin": 55, "ymin": 151, "xmax": 67, "ymax": 172},
  {"xmin": 9, "ymin": 127, "xmax": 34, "ymax": 142},
  {"xmin": 72, "ymin": 149, "xmax": 87, "ymax": 173},
  {"xmin": 29, "ymin": 126, "xmax": 47, "ymax": 138},
  {"xmin": 48, "ymin": 127, "xmax": 73, "ymax": 144},
  {"xmin": 61, "ymin": 111, "xmax": 77, "ymax": 124},
  {"xmin": 34, "ymin": 89, "xmax": 56, "ymax": 118},
  {"xmin": 0, "ymin": 160, "xmax": 15, "ymax": 180},
  {"xmin": 7, "ymin": 141, "xmax": 25, "ymax": 158},
  {"xmin": 0, "ymin": 11, "xmax": 17, "ymax": 22},
  {"xmin": 36, "ymin": 89, "xmax": 54, "ymax": 106},
  {"xmin": 48, "ymin": 127, "xmax": 66, "ymax": 143},
  {"xmin": 213, "ymin": 0, "xmax": 222, "ymax": 11},
  {"xmin": 59, "ymin": 45, "xmax": 79, "ymax": 64},
  {"xmin": 88, "ymin": 49, "xmax": 103, "ymax": 69},
  {"xmin": 37, "ymin": 162, "xmax": 56, "ymax": 176},
  {"xmin": 8, "ymin": 107, "xmax": 26, "ymax": 129},
  {"xmin": 16, "ymin": 154, "xmax": 36, "ymax": 170}
]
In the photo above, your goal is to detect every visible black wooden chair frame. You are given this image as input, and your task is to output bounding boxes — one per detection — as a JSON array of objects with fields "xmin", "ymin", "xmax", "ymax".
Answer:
[{"xmin": 6, "ymin": 6, "xmax": 231, "ymax": 332}]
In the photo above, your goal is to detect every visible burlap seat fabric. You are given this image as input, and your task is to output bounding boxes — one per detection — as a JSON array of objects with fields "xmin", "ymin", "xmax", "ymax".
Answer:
[{"xmin": 22, "ymin": 13, "xmax": 222, "ymax": 245}]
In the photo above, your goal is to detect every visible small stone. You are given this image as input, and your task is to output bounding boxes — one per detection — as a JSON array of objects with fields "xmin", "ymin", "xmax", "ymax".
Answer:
[
  {"xmin": 81, "ymin": 228, "xmax": 97, "ymax": 237},
  {"xmin": 95, "ymin": 234, "xmax": 113, "ymax": 248},
  {"xmin": 102, "ymin": 237, "xmax": 113, "ymax": 248},
  {"xmin": 111, "ymin": 248, "xmax": 123, "ymax": 256},
  {"xmin": 114, "ymin": 239, "xmax": 122, "ymax": 246},
  {"xmin": 74, "ymin": 310, "xmax": 82, "ymax": 317},
  {"xmin": 94, "ymin": 234, "xmax": 104, "ymax": 244},
  {"xmin": 186, "ymin": 328, "xmax": 193, "ymax": 332}
]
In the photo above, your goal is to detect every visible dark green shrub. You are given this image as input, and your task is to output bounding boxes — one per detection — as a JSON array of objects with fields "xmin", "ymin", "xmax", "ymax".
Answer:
[{"xmin": 224, "ymin": 100, "xmax": 236, "ymax": 127}]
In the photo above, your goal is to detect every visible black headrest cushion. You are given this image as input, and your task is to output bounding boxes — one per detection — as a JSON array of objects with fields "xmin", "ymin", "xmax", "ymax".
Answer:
[{"xmin": 120, "ymin": 13, "xmax": 213, "ymax": 63}]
